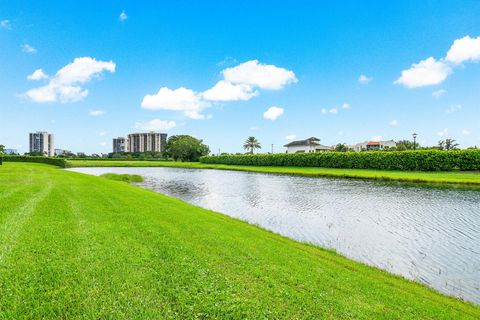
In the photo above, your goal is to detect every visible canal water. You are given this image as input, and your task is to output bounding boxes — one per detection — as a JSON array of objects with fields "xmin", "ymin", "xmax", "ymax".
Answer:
[{"xmin": 68, "ymin": 167, "xmax": 480, "ymax": 303}]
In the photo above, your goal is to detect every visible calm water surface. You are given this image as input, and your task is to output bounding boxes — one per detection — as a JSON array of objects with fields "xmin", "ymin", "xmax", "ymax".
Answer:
[{"xmin": 68, "ymin": 167, "xmax": 480, "ymax": 303}]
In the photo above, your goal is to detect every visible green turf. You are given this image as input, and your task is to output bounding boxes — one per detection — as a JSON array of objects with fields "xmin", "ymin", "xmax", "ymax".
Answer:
[
  {"xmin": 1, "ymin": 162, "xmax": 478, "ymax": 319},
  {"xmin": 67, "ymin": 159, "xmax": 480, "ymax": 186},
  {"xmin": 100, "ymin": 173, "xmax": 144, "ymax": 183}
]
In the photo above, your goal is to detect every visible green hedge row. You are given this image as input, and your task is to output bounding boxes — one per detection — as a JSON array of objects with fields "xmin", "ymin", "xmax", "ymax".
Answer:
[
  {"xmin": 3, "ymin": 156, "xmax": 67, "ymax": 168},
  {"xmin": 71, "ymin": 158, "xmax": 172, "ymax": 162},
  {"xmin": 200, "ymin": 150, "xmax": 480, "ymax": 171}
]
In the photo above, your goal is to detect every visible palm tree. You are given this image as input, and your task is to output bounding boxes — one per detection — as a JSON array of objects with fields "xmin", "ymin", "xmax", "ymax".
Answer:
[{"xmin": 243, "ymin": 136, "xmax": 261, "ymax": 154}]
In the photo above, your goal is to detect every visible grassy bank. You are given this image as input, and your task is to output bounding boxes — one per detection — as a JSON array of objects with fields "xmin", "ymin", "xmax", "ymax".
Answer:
[
  {"xmin": 0, "ymin": 162, "xmax": 478, "ymax": 318},
  {"xmin": 67, "ymin": 159, "xmax": 480, "ymax": 186}
]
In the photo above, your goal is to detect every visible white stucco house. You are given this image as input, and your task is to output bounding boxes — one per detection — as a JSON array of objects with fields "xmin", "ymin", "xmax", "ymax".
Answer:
[
  {"xmin": 352, "ymin": 140, "xmax": 397, "ymax": 152},
  {"xmin": 284, "ymin": 137, "xmax": 332, "ymax": 153}
]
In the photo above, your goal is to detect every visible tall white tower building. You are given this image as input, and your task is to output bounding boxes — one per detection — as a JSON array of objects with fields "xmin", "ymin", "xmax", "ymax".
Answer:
[{"xmin": 29, "ymin": 131, "xmax": 55, "ymax": 157}]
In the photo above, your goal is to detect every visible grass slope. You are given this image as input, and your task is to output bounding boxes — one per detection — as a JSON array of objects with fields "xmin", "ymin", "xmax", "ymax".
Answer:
[
  {"xmin": 0, "ymin": 162, "xmax": 479, "ymax": 319},
  {"xmin": 67, "ymin": 159, "xmax": 480, "ymax": 186}
]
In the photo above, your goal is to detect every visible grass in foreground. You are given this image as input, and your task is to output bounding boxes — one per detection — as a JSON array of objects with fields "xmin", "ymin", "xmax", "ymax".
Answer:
[
  {"xmin": 67, "ymin": 159, "xmax": 480, "ymax": 186},
  {"xmin": 100, "ymin": 173, "xmax": 144, "ymax": 183},
  {"xmin": 0, "ymin": 162, "xmax": 478, "ymax": 319}
]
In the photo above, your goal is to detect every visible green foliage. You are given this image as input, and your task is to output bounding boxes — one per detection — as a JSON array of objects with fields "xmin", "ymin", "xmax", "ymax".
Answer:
[
  {"xmin": 243, "ymin": 136, "xmax": 261, "ymax": 154},
  {"xmin": 3, "ymin": 155, "xmax": 67, "ymax": 168},
  {"xmin": 438, "ymin": 139, "xmax": 460, "ymax": 151},
  {"xmin": 200, "ymin": 150, "xmax": 480, "ymax": 171},
  {"xmin": 100, "ymin": 173, "xmax": 144, "ymax": 183},
  {"xmin": 107, "ymin": 151, "xmax": 166, "ymax": 159},
  {"xmin": 26, "ymin": 151, "xmax": 45, "ymax": 156},
  {"xmin": 396, "ymin": 140, "xmax": 419, "ymax": 150},
  {"xmin": 0, "ymin": 145, "xmax": 4, "ymax": 165},
  {"xmin": 334, "ymin": 143, "xmax": 350, "ymax": 152},
  {"xmin": 167, "ymin": 135, "xmax": 210, "ymax": 162}
]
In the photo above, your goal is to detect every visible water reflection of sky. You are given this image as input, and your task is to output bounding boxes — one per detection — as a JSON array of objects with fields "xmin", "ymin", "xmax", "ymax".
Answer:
[{"xmin": 68, "ymin": 167, "xmax": 480, "ymax": 304}]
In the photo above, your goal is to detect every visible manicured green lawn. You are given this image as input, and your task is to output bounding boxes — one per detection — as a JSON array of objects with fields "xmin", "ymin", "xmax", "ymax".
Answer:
[
  {"xmin": 67, "ymin": 159, "xmax": 480, "ymax": 186},
  {"xmin": 0, "ymin": 162, "xmax": 478, "ymax": 318}
]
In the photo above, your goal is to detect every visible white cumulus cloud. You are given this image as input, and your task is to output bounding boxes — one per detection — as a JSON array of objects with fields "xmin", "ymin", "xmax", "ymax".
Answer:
[
  {"xmin": 119, "ymin": 11, "xmax": 128, "ymax": 21},
  {"xmin": 396, "ymin": 35, "xmax": 480, "ymax": 88},
  {"xmin": 27, "ymin": 69, "xmax": 48, "ymax": 81},
  {"xmin": 342, "ymin": 103, "xmax": 350, "ymax": 109},
  {"xmin": 134, "ymin": 118, "xmax": 176, "ymax": 131},
  {"xmin": 462, "ymin": 129, "xmax": 471, "ymax": 135},
  {"xmin": 99, "ymin": 141, "xmax": 107, "ymax": 147},
  {"xmin": 371, "ymin": 135, "xmax": 383, "ymax": 141},
  {"xmin": 358, "ymin": 74, "xmax": 372, "ymax": 84},
  {"xmin": 446, "ymin": 104, "xmax": 462, "ymax": 113},
  {"xmin": 1, "ymin": 19, "xmax": 11, "ymax": 29},
  {"xmin": 389, "ymin": 119, "xmax": 399, "ymax": 126},
  {"xmin": 223, "ymin": 60, "xmax": 297, "ymax": 90},
  {"xmin": 143, "ymin": 60, "xmax": 297, "ymax": 119},
  {"xmin": 437, "ymin": 128, "xmax": 449, "ymax": 137},
  {"xmin": 395, "ymin": 57, "xmax": 451, "ymax": 88},
  {"xmin": 263, "ymin": 106, "xmax": 284, "ymax": 121},
  {"xmin": 445, "ymin": 36, "xmax": 480, "ymax": 64},
  {"xmin": 432, "ymin": 89, "xmax": 446, "ymax": 99},
  {"xmin": 89, "ymin": 109, "xmax": 105, "ymax": 116},
  {"xmin": 22, "ymin": 43, "xmax": 36, "ymax": 53},
  {"xmin": 141, "ymin": 87, "xmax": 207, "ymax": 120},
  {"xmin": 286, "ymin": 134, "xmax": 296, "ymax": 140},
  {"xmin": 25, "ymin": 57, "xmax": 115, "ymax": 103},
  {"xmin": 202, "ymin": 80, "xmax": 258, "ymax": 101}
]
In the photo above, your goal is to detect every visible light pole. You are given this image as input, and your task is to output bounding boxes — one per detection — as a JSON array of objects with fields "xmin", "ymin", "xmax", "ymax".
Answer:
[
  {"xmin": 271, "ymin": 144, "xmax": 274, "ymax": 154},
  {"xmin": 412, "ymin": 133, "xmax": 418, "ymax": 150}
]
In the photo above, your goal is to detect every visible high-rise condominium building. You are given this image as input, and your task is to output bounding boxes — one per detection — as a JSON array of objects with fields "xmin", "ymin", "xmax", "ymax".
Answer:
[
  {"xmin": 127, "ymin": 132, "xmax": 167, "ymax": 153},
  {"xmin": 113, "ymin": 137, "xmax": 128, "ymax": 153},
  {"xmin": 29, "ymin": 131, "xmax": 54, "ymax": 157}
]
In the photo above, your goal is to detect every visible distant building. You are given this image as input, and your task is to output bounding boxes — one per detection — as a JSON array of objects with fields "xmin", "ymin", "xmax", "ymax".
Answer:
[
  {"xmin": 29, "ymin": 131, "xmax": 54, "ymax": 156},
  {"xmin": 4, "ymin": 149, "xmax": 18, "ymax": 155},
  {"xmin": 55, "ymin": 149, "xmax": 65, "ymax": 156},
  {"xmin": 113, "ymin": 137, "xmax": 127, "ymax": 153},
  {"xmin": 284, "ymin": 137, "xmax": 332, "ymax": 153},
  {"xmin": 352, "ymin": 140, "xmax": 397, "ymax": 152},
  {"xmin": 127, "ymin": 132, "xmax": 167, "ymax": 153}
]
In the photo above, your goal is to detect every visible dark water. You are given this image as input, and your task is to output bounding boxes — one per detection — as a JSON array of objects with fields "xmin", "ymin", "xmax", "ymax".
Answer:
[{"xmin": 68, "ymin": 167, "xmax": 480, "ymax": 304}]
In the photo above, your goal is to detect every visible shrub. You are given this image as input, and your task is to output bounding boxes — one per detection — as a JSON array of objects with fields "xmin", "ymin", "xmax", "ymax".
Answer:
[
  {"xmin": 200, "ymin": 150, "xmax": 480, "ymax": 171},
  {"xmin": 3, "ymin": 156, "xmax": 67, "ymax": 168}
]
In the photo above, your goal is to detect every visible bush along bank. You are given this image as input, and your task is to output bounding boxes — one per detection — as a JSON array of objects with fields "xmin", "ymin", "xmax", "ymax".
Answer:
[
  {"xmin": 200, "ymin": 150, "xmax": 480, "ymax": 171},
  {"xmin": 2, "ymin": 156, "xmax": 67, "ymax": 168}
]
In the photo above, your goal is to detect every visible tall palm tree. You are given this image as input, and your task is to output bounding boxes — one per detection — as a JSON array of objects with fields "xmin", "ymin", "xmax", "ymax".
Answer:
[{"xmin": 243, "ymin": 136, "xmax": 261, "ymax": 154}]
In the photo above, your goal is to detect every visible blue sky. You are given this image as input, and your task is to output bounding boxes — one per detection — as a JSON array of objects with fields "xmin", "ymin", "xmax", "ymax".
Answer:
[{"xmin": 1, "ymin": 1, "xmax": 480, "ymax": 154}]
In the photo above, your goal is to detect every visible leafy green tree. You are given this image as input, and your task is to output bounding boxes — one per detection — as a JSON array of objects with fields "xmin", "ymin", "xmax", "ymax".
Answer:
[
  {"xmin": 164, "ymin": 135, "xmax": 192, "ymax": 158},
  {"xmin": 334, "ymin": 143, "xmax": 350, "ymax": 152},
  {"xmin": 396, "ymin": 140, "xmax": 419, "ymax": 150},
  {"xmin": 0, "ymin": 144, "xmax": 4, "ymax": 165},
  {"xmin": 243, "ymin": 136, "xmax": 261, "ymax": 154},
  {"xmin": 438, "ymin": 139, "xmax": 459, "ymax": 151},
  {"xmin": 168, "ymin": 135, "xmax": 210, "ymax": 162}
]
